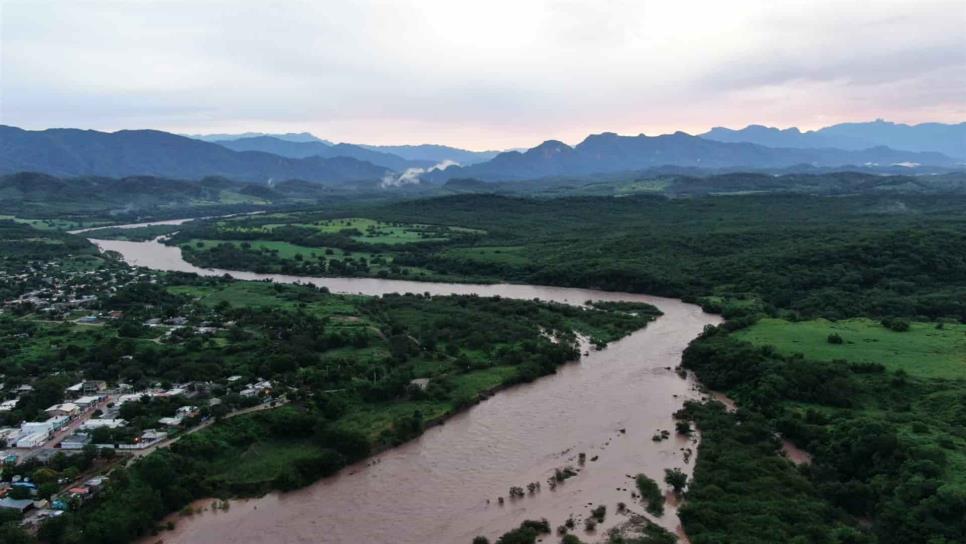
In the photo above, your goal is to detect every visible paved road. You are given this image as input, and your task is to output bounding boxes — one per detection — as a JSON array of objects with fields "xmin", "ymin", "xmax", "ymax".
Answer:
[{"xmin": 9, "ymin": 396, "xmax": 113, "ymax": 463}]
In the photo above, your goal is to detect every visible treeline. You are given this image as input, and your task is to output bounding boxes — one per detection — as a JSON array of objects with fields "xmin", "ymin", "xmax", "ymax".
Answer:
[{"xmin": 368, "ymin": 193, "xmax": 966, "ymax": 321}]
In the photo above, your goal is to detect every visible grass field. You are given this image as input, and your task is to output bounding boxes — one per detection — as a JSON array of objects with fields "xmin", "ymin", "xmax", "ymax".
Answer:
[
  {"xmin": 217, "ymin": 216, "xmax": 481, "ymax": 245},
  {"xmin": 180, "ymin": 238, "xmax": 448, "ymax": 279},
  {"xmin": 181, "ymin": 239, "xmax": 346, "ymax": 261},
  {"xmin": 614, "ymin": 178, "xmax": 672, "ymax": 195},
  {"xmin": 167, "ymin": 281, "xmax": 364, "ymax": 318},
  {"xmin": 334, "ymin": 399, "xmax": 454, "ymax": 441},
  {"xmin": 0, "ymin": 215, "xmax": 111, "ymax": 231},
  {"xmin": 208, "ymin": 440, "xmax": 320, "ymax": 486},
  {"xmin": 734, "ymin": 317, "xmax": 966, "ymax": 379}
]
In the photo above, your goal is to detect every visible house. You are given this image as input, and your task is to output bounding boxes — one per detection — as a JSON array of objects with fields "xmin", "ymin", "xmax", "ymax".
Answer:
[
  {"xmin": 74, "ymin": 395, "xmax": 101, "ymax": 409},
  {"xmin": 15, "ymin": 384, "xmax": 33, "ymax": 394},
  {"xmin": 82, "ymin": 381, "xmax": 107, "ymax": 395},
  {"xmin": 0, "ymin": 399, "xmax": 18, "ymax": 412},
  {"xmin": 0, "ymin": 497, "xmax": 34, "ymax": 513},
  {"xmin": 77, "ymin": 315, "xmax": 99, "ymax": 324},
  {"xmin": 21, "ymin": 419, "xmax": 55, "ymax": 436},
  {"xmin": 158, "ymin": 417, "xmax": 182, "ymax": 427},
  {"xmin": 65, "ymin": 382, "xmax": 85, "ymax": 396},
  {"xmin": 118, "ymin": 393, "xmax": 148, "ymax": 405},
  {"xmin": 409, "ymin": 378, "xmax": 430, "ymax": 391},
  {"xmin": 84, "ymin": 476, "xmax": 107, "ymax": 491},
  {"xmin": 157, "ymin": 387, "xmax": 186, "ymax": 398},
  {"xmin": 0, "ymin": 428, "xmax": 19, "ymax": 444},
  {"xmin": 16, "ymin": 432, "xmax": 47, "ymax": 449},
  {"xmin": 67, "ymin": 487, "xmax": 91, "ymax": 500},
  {"xmin": 45, "ymin": 403, "xmax": 80, "ymax": 418},
  {"xmin": 45, "ymin": 416, "xmax": 70, "ymax": 432},
  {"xmin": 176, "ymin": 406, "xmax": 199, "ymax": 418},
  {"xmin": 140, "ymin": 429, "xmax": 167, "ymax": 443},
  {"xmin": 60, "ymin": 433, "xmax": 91, "ymax": 450},
  {"xmin": 80, "ymin": 419, "xmax": 126, "ymax": 431},
  {"xmin": 240, "ymin": 380, "xmax": 272, "ymax": 398}
]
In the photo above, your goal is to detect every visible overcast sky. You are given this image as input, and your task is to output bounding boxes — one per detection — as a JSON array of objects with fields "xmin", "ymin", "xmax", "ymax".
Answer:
[{"xmin": 2, "ymin": 0, "xmax": 964, "ymax": 149}]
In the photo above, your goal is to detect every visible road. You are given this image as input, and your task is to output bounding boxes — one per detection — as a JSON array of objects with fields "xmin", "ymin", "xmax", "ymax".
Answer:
[
  {"xmin": 9, "ymin": 396, "xmax": 113, "ymax": 464},
  {"xmin": 125, "ymin": 398, "xmax": 287, "ymax": 464}
]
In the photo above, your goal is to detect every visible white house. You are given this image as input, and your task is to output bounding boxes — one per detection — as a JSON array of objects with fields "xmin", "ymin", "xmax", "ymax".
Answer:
[
  {"xmin": 16, "ymin": 432, "xmax": 47, "ymax": 449},
  {"xmin": 74, "ymin": 396, "xmax": 101, "ymax": 409},
  {"xmin": 176, "ymin": 406, "xmax": 199, "ymax": 418},
  {"xmin": 80, "ymin": 419, "xmax": 127, "ymax": 431}
]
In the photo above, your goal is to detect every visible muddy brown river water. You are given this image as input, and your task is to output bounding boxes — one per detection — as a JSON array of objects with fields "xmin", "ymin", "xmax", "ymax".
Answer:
[{"xmin": 89, "ymin": 230, "xmax": 722, "ymax": 544}]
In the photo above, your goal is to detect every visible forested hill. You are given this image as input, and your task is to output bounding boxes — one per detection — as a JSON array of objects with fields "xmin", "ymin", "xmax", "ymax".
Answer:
[{"xmin": 0, "ymin": 126, "xmax": 390, "ymax": 183}]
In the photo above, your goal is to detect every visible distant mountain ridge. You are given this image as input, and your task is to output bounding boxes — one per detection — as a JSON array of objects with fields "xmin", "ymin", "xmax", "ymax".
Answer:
[
  {"xmin": 0, "ymin": 126, "xmax": 389, "ymax": 183},
  {"xmin": 184, "ymin": 132, "xmax": 332, "ymax": 144},
  {"xmin": 186, "ymin": 132, "xmax": 501, "ymax": 165},
  {"xmin": 426, "ymin": 131, "xmax": 957, "ymax": 182},
  {"xmin": 214, "ymin": 136, "xmax": 432, "ymax": 171},
  {"xmin": 4, "ymin": 122, "xmax": 963, "ymax": 186},
  {"xmin": 355, "ymin": 144, "xmax": 501, "ymax": 165},
  {"xmin": 701, "ymin": 120, "xmax": 966, "ymax": 160}
]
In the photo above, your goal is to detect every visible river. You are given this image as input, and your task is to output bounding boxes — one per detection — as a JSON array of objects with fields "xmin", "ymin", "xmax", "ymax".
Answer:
[{"xmin": 89, "ymin": 228, "xmax": 722, "ymax": 544}]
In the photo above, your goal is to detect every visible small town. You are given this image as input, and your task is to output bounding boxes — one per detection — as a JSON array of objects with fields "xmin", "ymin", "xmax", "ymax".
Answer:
[{"xmin": 0, "ymin": 257, "xmax": 279, "ymax": 534}]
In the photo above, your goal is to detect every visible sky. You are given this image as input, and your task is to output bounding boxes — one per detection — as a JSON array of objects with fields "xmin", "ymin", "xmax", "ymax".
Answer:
[{"xmin": 1, "ymin": 0, "xmax": 964, "ymax": 150}]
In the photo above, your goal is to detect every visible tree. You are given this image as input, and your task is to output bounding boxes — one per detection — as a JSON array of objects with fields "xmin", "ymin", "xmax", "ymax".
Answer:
[
  {"xmin": 8, "ymin": 486, "xmax": 31, "ymax": 500},
  {"xmin": 38, "ymin": 482, "xmax": 60, "ymax": 500},
  {"xmin": 664, "ymin": 468, "xmax": 688, "ymax": 494},
  {"xmin": 32, "ymin": 467, "xmax": 58, "ymax": 485},
  {"xmin": 0, "ymin": 524, "xmax": 34, "ymax": 544}
]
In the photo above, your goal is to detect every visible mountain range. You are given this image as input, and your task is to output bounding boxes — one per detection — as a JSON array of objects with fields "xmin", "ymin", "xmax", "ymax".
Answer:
[
  {"xmin": 0, "ymin": 126, "xmax": 389, "ymax": 183},
  {"xmin": 701, "ymin": 119, "xmax": 966, "ymax": 160},
  {"xmin": 183, "ymin": 132, "xmax": 332, "ymax": 144},
  {"xmin": 2, "ymin": 121, "xmax": 963, "ymax": 185},
  {"xmin": 425, "ymin": 131, "xmax": 959, "ymax": 183},
  {"xmin": 213, "ymin": 136, "xmax": 433, "ymax": 171},
  {"xmin": 194, "ymin": 133, "xmax": 502, "ymax": 166}
]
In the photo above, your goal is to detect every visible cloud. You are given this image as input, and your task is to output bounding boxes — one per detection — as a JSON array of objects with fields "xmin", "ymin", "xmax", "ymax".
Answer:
[
  {"xmin": 381, "ymin": 160, "xmax": 458, "ymax": 188},
  {"xmin": 1, "ymin": 0, "xmax": 963, "ymax": 148}
]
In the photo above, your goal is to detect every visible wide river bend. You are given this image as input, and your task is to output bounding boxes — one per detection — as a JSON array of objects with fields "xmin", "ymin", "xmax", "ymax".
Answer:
[{"xmin": 88, "ymin": 229, "xmax": 722, "ymax": 544}]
